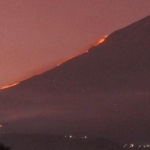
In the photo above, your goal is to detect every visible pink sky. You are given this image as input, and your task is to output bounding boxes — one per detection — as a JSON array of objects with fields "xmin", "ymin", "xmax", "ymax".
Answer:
[{"xmin": 0, "ymin": 0, "xmax": 150, "ymax": 87}]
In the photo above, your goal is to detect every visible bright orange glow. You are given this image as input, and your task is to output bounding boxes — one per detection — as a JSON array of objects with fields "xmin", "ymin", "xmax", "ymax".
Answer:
[
  {"xmin": 95, "ymin": 35, "xmax": 108, "ymax": 46},
  {"xmin": 0, "ymin": 82, "xmax": 19, "ymax": 90}
]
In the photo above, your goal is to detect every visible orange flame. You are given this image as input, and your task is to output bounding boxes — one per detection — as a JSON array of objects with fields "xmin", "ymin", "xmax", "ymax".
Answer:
[
  {"xmin": 0, "ymin": 82, "xmax": 19, "ymax": 90},
  {"xmin": 95, "ymin": 35, "xmax": 108, "ymax": 46}
]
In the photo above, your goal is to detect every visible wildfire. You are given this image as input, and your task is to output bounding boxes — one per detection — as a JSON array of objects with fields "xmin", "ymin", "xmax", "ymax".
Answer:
[
  {"xmin": 95, "ymin": 35, "xmax": 108, "ymax": 46},
  {"xmin": 0, "ymin": 82, "xmax": 19, "ymax": 90},
  {"xmin": 0, "ymin": 35, "xmax": 108, "ymax": 89},
  {"xmin": 55, "ymin": 35, "xmax": 108, "ymax": 67}
]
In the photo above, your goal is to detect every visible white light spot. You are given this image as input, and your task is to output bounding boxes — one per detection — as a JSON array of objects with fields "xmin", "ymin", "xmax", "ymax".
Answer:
[{"xmin": 130, "ymin": 144, "xmax": 134, "ymax": 147}]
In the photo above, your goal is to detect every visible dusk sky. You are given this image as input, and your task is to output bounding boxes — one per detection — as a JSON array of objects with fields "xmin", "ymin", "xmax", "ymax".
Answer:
[{"xmin": 0, "ymin": 0, "xmax": 150, "ymax": 87}]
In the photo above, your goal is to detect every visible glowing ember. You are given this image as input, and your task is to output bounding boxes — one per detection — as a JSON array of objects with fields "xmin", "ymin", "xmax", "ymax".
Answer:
[
  {"xmin": 95, "ymin": 35, "xmax": 108, "ymax": 46},
  {"xmin": 0, "ymin": 82, "xmax": 19, "ymax": 90}
]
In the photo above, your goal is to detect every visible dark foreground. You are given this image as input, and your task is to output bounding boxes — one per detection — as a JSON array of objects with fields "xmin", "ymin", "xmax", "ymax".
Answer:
[{"xmin": 0, "ymin": 134, "xmax": 123, "ymax": 150}]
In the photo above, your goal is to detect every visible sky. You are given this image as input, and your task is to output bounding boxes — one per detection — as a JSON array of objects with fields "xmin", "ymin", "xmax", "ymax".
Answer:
[{"xmin": 0, "ymin": 0, "xmax": 150, "ymax": 87}]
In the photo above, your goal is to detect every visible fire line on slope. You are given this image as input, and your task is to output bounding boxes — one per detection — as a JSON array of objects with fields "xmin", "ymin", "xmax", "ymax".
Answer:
[
  {"xmin": 0, "ymin": 35, "xmax": 108, "ymax": 90},
  {"xmin": 0, "ymin": 82, "xmax": 19, "ymax": 90}
]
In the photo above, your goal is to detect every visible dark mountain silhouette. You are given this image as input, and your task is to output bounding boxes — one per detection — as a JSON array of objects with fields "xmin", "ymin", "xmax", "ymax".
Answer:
[{"xmin": 0, "ymin": 15, "xmax": 150, "ymax": 143}]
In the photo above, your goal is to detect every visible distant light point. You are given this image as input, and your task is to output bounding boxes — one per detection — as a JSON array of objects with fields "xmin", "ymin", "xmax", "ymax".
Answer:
[
  {"xmin": 84, "ymin": 136, "xmax": 87, "ymax": 139},
  {"xmin": 130, "ymin": 144, "xmax": 134, "ymax": 147}
]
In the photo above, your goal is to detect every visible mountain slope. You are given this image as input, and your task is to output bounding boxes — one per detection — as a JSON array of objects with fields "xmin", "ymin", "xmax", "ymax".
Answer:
[{"xmin": 0, "ymin": 15, "xmax": 150, "ymax": 142}]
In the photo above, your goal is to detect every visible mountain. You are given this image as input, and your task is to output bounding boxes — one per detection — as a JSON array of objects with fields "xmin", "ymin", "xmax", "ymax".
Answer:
[{"xmin": 0, "ymin": 15, "xmax": 150, "ymax": 143}]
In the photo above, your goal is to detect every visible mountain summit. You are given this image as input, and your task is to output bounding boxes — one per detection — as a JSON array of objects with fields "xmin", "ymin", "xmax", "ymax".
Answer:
[{"xmin": 0, "ymin": 15, "xmax": 150, "ymax": 142}]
